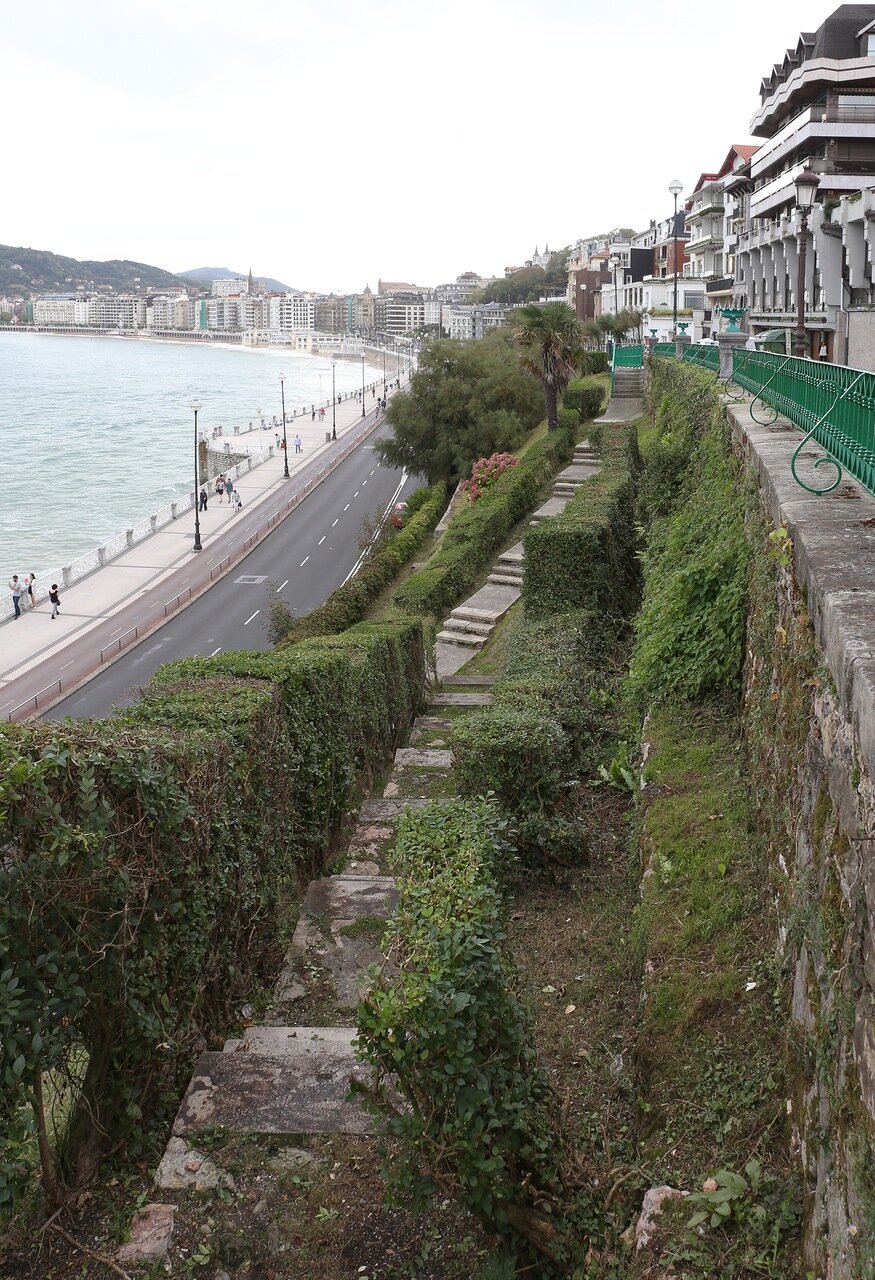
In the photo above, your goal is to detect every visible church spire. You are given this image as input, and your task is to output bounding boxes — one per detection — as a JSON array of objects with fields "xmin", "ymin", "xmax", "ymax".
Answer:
[{"xmin": 247, "ymin": 266, "xmax": 254, "ymax": 294}]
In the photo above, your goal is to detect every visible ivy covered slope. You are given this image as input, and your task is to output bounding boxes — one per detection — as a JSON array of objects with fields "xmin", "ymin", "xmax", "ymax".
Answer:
[
  {"xmin": 627, "ymin": 357, "xmax": 805, "ymax": 1278},
  {"xmin": 0, "ymin": 617, "xmax": 429, "ymax": 1211}
]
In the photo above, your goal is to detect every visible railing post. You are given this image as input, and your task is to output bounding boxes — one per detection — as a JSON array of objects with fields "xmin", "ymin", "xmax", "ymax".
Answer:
[
  {"xmin": 675, "ymin": 334, "xmax": 691, "ymax": 360},
  {"xmin": 716, "ymin": 331, "xmax": 747, "ymax": 382}
]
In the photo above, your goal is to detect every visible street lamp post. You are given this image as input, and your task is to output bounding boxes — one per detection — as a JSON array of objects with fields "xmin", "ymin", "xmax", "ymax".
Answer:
[
  {"xmin": 794, "ymin": 168, "xmax": 821, "ymax": 359},
  {"xmin": 608, "ymin": 254, "xmax": 620, "ymax": 321},
  {"xmin": 382, "ymin": 344, "xmax": 386, "ymax": 395},
  {"xmin": 669, "ymin": 178, "xmax": 684, "ymax": 339},
  {"xmin": 331, "ymin": 361, "xmax": 337, "ymax": 440},
  {"xmin": 361, "ymin": 351, "xmax": 366, "ymax": 417},
  {"xmin": 279, "ymin": 373, "xmax": 290, "ymax": 478},
  {"xmin": 191, "ymin": 399, "xmax": 203, "ymax": 553}
]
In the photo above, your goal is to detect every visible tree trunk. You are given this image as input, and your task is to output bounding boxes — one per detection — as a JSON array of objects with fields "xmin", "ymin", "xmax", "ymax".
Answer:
[{"xmin": 545, "ymin": 381, "xmax": 558, "ymax": 431}]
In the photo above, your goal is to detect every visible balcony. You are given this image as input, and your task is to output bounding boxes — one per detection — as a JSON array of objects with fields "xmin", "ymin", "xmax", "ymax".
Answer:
[
  {"xmin": 686, "ymin": 233, "xmax": 725, "ymax": 253},
  {"xmin": 706, "ymin": 277, "xmax": 734, "ymax": 294},
  {"xmin": 689, "ymin": 198, "xmax": 724, "ymax": 218}
]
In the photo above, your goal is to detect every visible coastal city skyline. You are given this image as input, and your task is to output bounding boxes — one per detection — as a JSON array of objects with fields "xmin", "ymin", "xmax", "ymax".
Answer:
[{"xmin": 3, "ymin": 0, "xmax": 829, "ymax": 289}]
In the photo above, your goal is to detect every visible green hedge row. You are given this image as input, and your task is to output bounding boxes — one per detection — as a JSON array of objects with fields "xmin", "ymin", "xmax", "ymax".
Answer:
[
  {"xmin": 522, "ymin": 420, "xmax": 641, "ymax": 619},
  {"xmin": 563, "ymin": 376, "xmax": 604, "ymax": 422},
  {"xmin": 0, "ymin": 618, "xmax": 430, "ymax": 1207},
  {"xmin": 356, "ymin": 799, "xmax": 571, "ymax": 1268},
  {"xmin": 275, "ymin": 483, "xmax": 447, "ymax": 645},
  {"xmin": 580, "ymin": 350, "xmax": 608, "ymax": 375},
  {"xmin": 393, "ymin": 427, "xmax": 576, "ymax": 617},
  {"xmin": 453, "ymin": 610, "xmax": 618, "ymax": 865}
]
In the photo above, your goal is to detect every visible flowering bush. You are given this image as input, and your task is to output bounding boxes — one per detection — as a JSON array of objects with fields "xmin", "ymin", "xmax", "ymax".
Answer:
[{"xmin": 464, "ymin": 451, "xmax": 519, "ymax": 502}]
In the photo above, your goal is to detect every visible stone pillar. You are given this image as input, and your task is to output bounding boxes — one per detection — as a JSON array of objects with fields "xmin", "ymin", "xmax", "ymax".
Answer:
[
  {"xmin": 62, "ymin": 566, "xmax": 71, "ymax": 588},
  {"xmin": 171, "ymin": 501, "xmax": 179, "ymax": 519},
  {"xmin": 675, "ymin": 334, "xmax": 691, "ymax": 360},
  {"xmin": 234, "ymin": 423, "xmax": 240, "ymax": 435},
  {"xmin": 97, "ymin": 546, "xmax": 106, "ymax": 567},
  {"xmin": 716, "ymin": 331, "xmax": 748, "ymax": 381},
  {"xmin": 150, "ymin": 515, "xmax": 158, "ymax": 533},
  {"xmin": 126, "ymin": 529, "xmax": 134, "ymax": 549}
]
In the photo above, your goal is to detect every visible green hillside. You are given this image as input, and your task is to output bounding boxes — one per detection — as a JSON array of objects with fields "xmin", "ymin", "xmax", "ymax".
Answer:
[{"xmin": 0, "ymin": 244, "xmax": 189, "ymax": 294}]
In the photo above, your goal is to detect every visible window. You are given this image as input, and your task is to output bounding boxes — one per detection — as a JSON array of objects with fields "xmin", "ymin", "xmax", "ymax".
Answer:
[{"xmin": 866, "ymin": 35, "xmax": 875, "ymax": 55}]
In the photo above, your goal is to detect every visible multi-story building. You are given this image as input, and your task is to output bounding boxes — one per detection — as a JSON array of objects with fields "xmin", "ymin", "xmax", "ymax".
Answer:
[
  {"xmin": 684, "ymin": 145, "xmax": 758, "ymax": 333},
  {"xmin": 33, "ymin": 294, "xmax": 89, "ymax": 326},
  {"xmin": 736, "ymin": 3, "xmax": 875, "ymax": 358},
  {"xmin": 348, "ymin": 286, "xmax": 376, "ymax": 333},
  {"xmin": 377, "ymin": 291, "xmax": 426, "ymax": 335},
  {"xmin": 212, "ymin": 276, "xmax": 250, "ymax": 297},
  {"xmin": 446, "ymin": 301, "xmax": 513, "ymax": 340},
  {"xmin": 315, "ymin": 295, "xmax": 346, "ymax": 333},
  {"xmin": 268, "ymin": 294, "xmax": 315, "ymax": 332},
  {"xmin": 86, "ymin": 295, "xmax": 146, "ymax": 329}
]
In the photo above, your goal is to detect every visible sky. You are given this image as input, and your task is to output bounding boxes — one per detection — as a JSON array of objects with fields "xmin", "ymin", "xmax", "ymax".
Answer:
[{"xmin": 2, "ymin": 0, "xmax": 839, "ymax": 291}]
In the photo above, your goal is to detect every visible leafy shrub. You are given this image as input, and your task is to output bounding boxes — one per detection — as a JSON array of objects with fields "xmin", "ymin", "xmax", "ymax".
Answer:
[
  {"xmin": 580, "ymin": 350, "xmax": 608, "ymax": 375},
  {"xmin": 523, "ymin": 421, "xmax": 641, "ymax": 619},
  {"xmin": 453, "ymin": 705, "xmax": 569, "ymax": 813},
  {"xmin": 464, "ymin": 451, "xmax": 519, "ymax": 502},
  {"xmin": 393, "ymin": 426, "xmax": 575, "ymax": 617},
  {"xmin": 271, "ymin": 483, "xmax": 446, "ymax": 644},
  {"xmin": 356, "ymin": 799, "xmax": 575, "ymax": 1271},
  {"xmin": 563, "ymin": 376, "xmax": 604, "ymax": 422},
  {"xmin": 556, "ymin": 405, "xmax": 580, "ymax": 432},
  {"xmin": 0, "ymin": 618, "xmax": 430, "ymax": 1208}
]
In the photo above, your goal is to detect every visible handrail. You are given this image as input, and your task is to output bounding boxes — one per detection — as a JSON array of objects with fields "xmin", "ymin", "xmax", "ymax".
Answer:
[
  {"xmin": 790, "ymin": 372, "xmax": 864, "ymax": 495},
  {"xmin": 746, "ymin": 355, "xmax": 793, "ymax": 425}
]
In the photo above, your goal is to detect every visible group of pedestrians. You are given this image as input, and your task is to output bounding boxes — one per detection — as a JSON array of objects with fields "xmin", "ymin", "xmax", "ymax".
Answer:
[
  {"xmin": 8, "ymin": 573, "xmax": 61, "ymax": 620},
  {"xmin": 210, "ymin": 473, "xmax": 243, "ymax": 512}
]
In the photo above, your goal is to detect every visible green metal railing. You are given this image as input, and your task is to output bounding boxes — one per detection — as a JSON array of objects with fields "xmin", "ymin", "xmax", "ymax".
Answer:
[
  {"xmin": 682, "ymin": 343, "xmax": 719, "ymax": 371},
  {"xmin": 652, "ymin": 342, "xmax": 676, "ymax": 357},
  {"xmin": 732, "ymin": 350, "xmax": 875, "ymax": 495},
  {"xmin": 613, "ymin": 344, "xmax": 643, "ymax": 367}
]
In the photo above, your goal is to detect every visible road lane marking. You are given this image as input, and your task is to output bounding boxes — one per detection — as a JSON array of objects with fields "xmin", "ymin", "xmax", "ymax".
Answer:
[
  {"xmin": 318, "ymin": 535, "xmax": 326, "ymax": 545},
  {"xmin": 300, "ymin": 556, "xmax": 310, "ymax": 567},
  {"xmin": 210, "ymin": 646, "xmax": 222, "ymax": 655},
  {"xmin": 370, "ymin": 469, "xmax": 375, "ymax": 475},
  {"xmin": 342, "ymin": 470, "xmax": 407, "ymax": 585},
  {"xmin": 362, "ymin": 479, "xmax": 367, "ymax": 486},
  {"xmin": 243, "ymin": 611, "xmax": 260, "ymax": 626},
  {"xmin": 343, "ymin": 503, "xmax": 350, "ymax": 511},
  {"xmin": 354, "ymin": 490, "xmax": 360, "ymax": 497},
  {"xmin": 276, "ymin": 580, "xmax": 289, "ymax": 592},
  {"xmin": 332, "ymin": 518, "xmax": 339, "ymax": 526}
]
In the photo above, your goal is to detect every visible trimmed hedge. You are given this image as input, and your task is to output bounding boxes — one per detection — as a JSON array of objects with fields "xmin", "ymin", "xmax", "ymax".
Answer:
[
  {"xmin": 393, "ymin": 426, "xmax": 575, "ymax": 617},
  {"xmin": 275, "ymin": 483, "xmax": 447, "ymax": 644},
  {"xmin": 580, "ymin": 350, "xmax": 608, "ymax": 375},
  {"xmin": 356, "ymin": 799, "xmax": 572, "ymax": 1268},
  {"xmin": 0, "ymin": 617, "xmax": 430, "ymax": 1207},
  {"xmin": 522, "ymin": 420, "xmax": 641, "ymax": 619},
  {"xmin": 453, "ymin": 610, "xmax": 618, "ymax": 866},
  {"xmin": 563, "ymin": 376, "xmax": 604, "ymax": 422}
]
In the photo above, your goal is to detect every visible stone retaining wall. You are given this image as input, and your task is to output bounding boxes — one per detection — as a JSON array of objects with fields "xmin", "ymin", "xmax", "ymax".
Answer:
[{"xmin": 726, "ymin": 398, "xmax": 875, "ymax": 1278}]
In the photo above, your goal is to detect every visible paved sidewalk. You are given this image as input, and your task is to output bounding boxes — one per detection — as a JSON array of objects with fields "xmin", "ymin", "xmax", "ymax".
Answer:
[{"xmin": 0, "ymin": 382, "xmax": 405, "ymax": 720}]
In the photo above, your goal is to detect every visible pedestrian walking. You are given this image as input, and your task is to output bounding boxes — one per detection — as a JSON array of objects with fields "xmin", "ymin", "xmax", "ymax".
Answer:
[
  {"xmin": 275, "ymin": 434, "xmax": 281, "ymax": 449},
  {"xmin": 319, "ymin": 406, "xmax": 325, "ymax": 421},
  {"xmin": 49, "ymin": 583, "xmax": 61, "ymax": 619},
  {"xmin": 8, "ymin": 574, "xmax": 23, "ymax": 619},
  {"xmin": 25, "ymin": 572, "xmax": 37, "ymax": 609},
  {"xmin": 819, "ymin": 340, "xmax": 829, "ymax": 362},
  {"xmin": 233, "ymin": 489, "xmax": 243, "ymax": 513},
  {"xmin": 215, "ymin": 474, "xmax": 226, "ymax": 502},
  {"xmin": 225, "ymin": 475, "xmax": 234, "ymax": 504},
  {"xmin": 311, "ymin": 407, "xmax": 316, "ymax": 422},
  {"xmin": 294, "ymin": 434, "xmax": 302, "ymax": 453},
  {"xmin": 199, "ymin": 486, "xmax": 208, "ymax": 511}
]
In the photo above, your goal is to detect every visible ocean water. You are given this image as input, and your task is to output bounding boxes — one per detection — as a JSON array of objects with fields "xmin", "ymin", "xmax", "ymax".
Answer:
[{"xmin": 0, "ymin": 333, "xmax": 379, "ymax": 575}]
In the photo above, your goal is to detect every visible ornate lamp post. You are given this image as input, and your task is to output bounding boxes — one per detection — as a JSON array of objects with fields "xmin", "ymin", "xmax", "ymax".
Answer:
[
  {"xmin": 279, "ymin": 373, "xmax": 290, "ymax": 478},
  {"xmin": 669, "ymin": 177, "xmax": 684, "ymax": 339},
  {"xmin": 361, "ymin": 351, "xmax": 366, "ymax": 417},
  {"xmin": 331, "ymin": 360, "xmax": 337, "ymax": 440},
  {"xmin": 794, "ymin": 168, "xmax": 821, "ymax": 359},
  {"xmin": 191, "ymin": 399, "xmax": 203, "ymax": 553}
]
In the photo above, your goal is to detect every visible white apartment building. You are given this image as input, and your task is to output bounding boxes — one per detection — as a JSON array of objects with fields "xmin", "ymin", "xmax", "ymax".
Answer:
[
  {"xmin": 86, "ymin": 296, "xmax": 146, "ymax": 328},
  {"xmin": 212, "ymin": 276, "xmax": 250, "ymax": 297},
  {"xmin": 447, "ymin": 302, "xmax": 513, "ymax": 340},
  {"xmin": 33, "ymin": 295, "xmax": 90, "ymax": 326},
  {"xmin": 269, "ymin": 294, "xmax": 315, "ymax": 332}
]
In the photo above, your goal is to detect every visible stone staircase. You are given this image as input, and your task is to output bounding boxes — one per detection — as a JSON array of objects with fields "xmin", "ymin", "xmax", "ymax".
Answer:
[{"xmin": 435, "ymin": 439, "xmax": 601, "ymax": 672}]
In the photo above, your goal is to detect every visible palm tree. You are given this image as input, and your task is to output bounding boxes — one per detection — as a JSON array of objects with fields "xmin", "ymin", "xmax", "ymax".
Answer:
[{"xmin": 513, "ymin": 302, "xmax": 584, "ymax": 431}]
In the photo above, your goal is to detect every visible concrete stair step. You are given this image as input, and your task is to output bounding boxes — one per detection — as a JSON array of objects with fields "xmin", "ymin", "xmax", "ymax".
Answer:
[
  {"xmin": 171, "ymin": 1033, "xmax": 375, "ymax": 1137},
  {"xmin": 452, "ymin": 606, "xmax": 504, "ymax": 625},
  {"xmin": 430, "ymin": 692, "xmax": 495, "ymax": 707},
  {"xmin": 442, "ymin": 675, "xmax": 497, "ymax": 686},
  {"xmin": 297, "ymin": 875, "xmax": 398, "ymax": 928},
  {"xmin": 443, "ymin": 616, "xmax": 493, "ymax": 636},
  {"xmin": 487, "ymin": 572, "xmax": 523, "ymax": 587},
  {"xmin": 436, "ymin": 629, "xmax": 487, "ymax": 649},
  {"xmin": 393, "ymin": 747, "xmax": 454, "ymax": 768},
  {"xmin": 359, "ymin": 797, "xmax": 432, "ymax": 821}
]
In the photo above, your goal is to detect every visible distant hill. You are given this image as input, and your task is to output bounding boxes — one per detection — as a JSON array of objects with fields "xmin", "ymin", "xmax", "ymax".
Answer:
[
  {"xmin": 0, "ymin": 244, "xmax": 189, "ymax": 294},
  {"xmin": 181, "ymin": 266, "xmax": 293, "ymax": 293}
]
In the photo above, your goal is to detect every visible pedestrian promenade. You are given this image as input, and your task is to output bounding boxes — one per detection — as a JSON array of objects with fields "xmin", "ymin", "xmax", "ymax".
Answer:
[{"xmin": 0, "ymin": 381, "xmax": 405, "ymax": 722}]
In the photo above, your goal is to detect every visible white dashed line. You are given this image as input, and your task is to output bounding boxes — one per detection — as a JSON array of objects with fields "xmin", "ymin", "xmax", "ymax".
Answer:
[
  {"xmin": 343, "ymin": 503, "xmax": 350, "ymax": 511},
  {"xmin": 210, "ymin": 646, "xmax": 222, "ymax": 656},
  {"xmin": 243, "ymin": 611, "xmax": 260, "ymax": 626},
  {"xmin": 276, "ymin": 580, "xmax": 289, "ymax": 592},
  {"xmin": 362, "ymin": 479, "xmax": 367, "ymax": 485},
  {"xmin": 318, "ymin": 535, "xmax": 326, "ymax": 545},
  {"xmin": 370, "ymin": 469, "xmax": 375, "ymax": 476},
  {"xmin": 332, "ymin": 518, "xmax": 339, "ymax": 526},
  {"xmin": 354, "ymin": 490, "xmax": 360, "ymax": 497},
  {"xmin": 300, "ymin": 556, "xmax": 310, "ymax": 567}
]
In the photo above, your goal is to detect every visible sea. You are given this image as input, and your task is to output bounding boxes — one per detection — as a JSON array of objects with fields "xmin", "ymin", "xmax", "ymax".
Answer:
[{"xmin": 0, "ymin": 333, "xmax": 379, "ymax": 576}]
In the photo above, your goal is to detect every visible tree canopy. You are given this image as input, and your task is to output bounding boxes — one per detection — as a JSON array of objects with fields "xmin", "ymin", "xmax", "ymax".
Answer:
[
  {"xmin": 474, "ymin": 249, "xmax": 570, "ymax": 305},
  {"xmin": 512, "ymin": 302, "xmax": 584, "ymax": 431},
  {"xmin": 374, "ymin": 331, "xmax": 544, "ymax": 485}
]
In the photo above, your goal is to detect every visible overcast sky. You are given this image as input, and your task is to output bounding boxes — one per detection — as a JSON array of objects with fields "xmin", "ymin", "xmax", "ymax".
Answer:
[{"xmin": 3, "ymin": 0, "xmax": 838, "ymax": 291}]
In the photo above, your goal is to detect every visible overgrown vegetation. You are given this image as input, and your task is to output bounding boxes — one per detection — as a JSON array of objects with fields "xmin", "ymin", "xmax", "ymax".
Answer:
[
  {"xmin": 512, "ymin": 302, "xmax": 584, "ymax": 431},
  {"xmin": 0, "ymin": 619, "xmax": 429, "ymax": 1212}
]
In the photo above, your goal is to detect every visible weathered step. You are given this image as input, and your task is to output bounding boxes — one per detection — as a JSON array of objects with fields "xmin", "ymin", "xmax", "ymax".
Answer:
[
  {"xmin": 394, "ymin": 748, "xmax": 454, "ymax": 768},
  {"xmin": 530, "ymin": 496, "xmax": 571, "ymax": 524},
  {"xmin": 487, "ymin": 572, "xmax": 523, "ymax": 588},
  {"xmin": 442, "ymin": 675, "xmax": 497, "ymax": 687},
  {"xmin": 453, "ymin": 582, "xmax": 521, "ymax": 619},
  {"xmin": 559, "ymin": 463, "xmax": 601, "ymax": 484},
  {"xmin": 443, "ymin": 616, "xmax": 493, "ymax": 636},
  {"xmin": 452, "ymin": 606, "xmax": 504, "ymax": 625},
  {"xmin": 436, "ymin": 629, "xmax": 487, "ymax": 648},
  {"xmin": 297, "ymin": 874, "xmax": 397, "ymax": 926},
  {"xmin": 359, "ymin": 797, "xmax": 432, "ymax": 821},
  {"xmin": 552, "ymin": 484, "xmax": 578, "ymax": 497},
  {"xmin": 171, "ymin": 1031, "xmax": 374, "ymax": 1137},
  {"xmin": 496, "ymin": 541, "xmax": 525, "ymax": 566},
  {"xmin": 430, "ymin": 692, "xmax": 495, "ymax": 707}
]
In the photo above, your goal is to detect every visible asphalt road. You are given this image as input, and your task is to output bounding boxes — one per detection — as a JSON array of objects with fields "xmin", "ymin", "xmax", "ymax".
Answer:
[{"xmin": 46, "ymin": 425, "xmax": 414, "ymax": 720}]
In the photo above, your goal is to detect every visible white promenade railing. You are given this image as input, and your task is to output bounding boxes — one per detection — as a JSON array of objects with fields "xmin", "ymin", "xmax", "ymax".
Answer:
[{"xmin": 2, "ymin": 447, "xmax": 272, "ymax": 623}]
